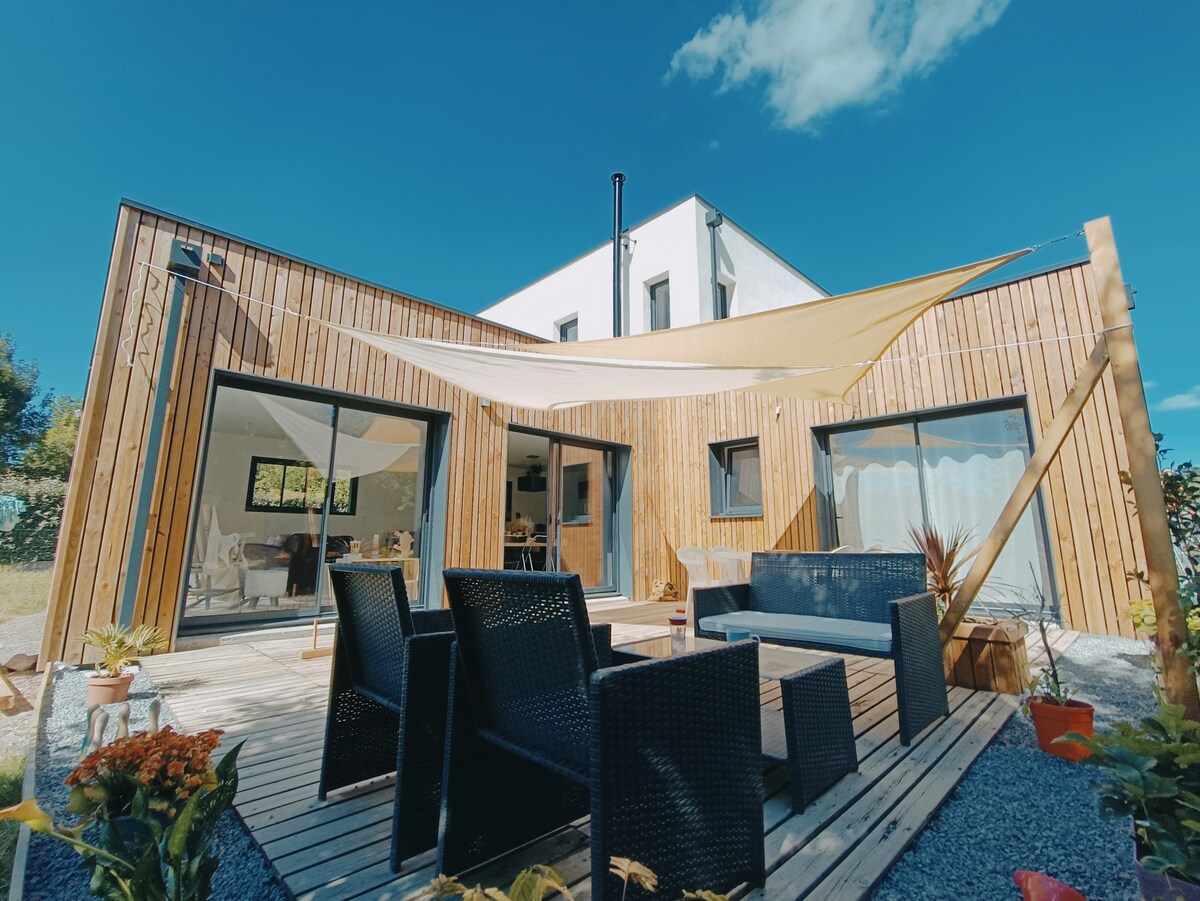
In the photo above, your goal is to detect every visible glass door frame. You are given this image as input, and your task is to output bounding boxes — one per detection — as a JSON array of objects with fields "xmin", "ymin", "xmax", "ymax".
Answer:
[
  {"xmin": 177, "ymin": 370, "xmax": 449, "ymax": 634},
  {"xmin": 508, "ymin": 425, "xmax": 627, "ymax": 597},
  {"xmin": 811, "ymin": 394, "xmax": 1060, "ymax": 614}
]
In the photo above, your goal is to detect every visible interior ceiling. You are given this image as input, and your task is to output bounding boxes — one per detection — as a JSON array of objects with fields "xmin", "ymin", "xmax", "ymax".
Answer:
[
  {"xmin": 212, "ymin": 388, "xmax": 422, "ymax": 444},
  {"xmin": 507, "ymin": 431, "xmax": 549, "ymax": 469}
]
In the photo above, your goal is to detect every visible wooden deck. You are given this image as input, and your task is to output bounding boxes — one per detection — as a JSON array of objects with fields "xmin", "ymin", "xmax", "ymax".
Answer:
[{"xmin": 140, "ymin": 604, "xmax": 1053, "ymax": 901}]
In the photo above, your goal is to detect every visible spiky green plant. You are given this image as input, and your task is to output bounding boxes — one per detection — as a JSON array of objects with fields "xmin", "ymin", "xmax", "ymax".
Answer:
[
  {"xmin": 906, "ymin": 523, "xmax": 976, "ymax": 617},
  {"xmin": 79, "ymin": 624, "xmax": 168, "ymax": 677}
]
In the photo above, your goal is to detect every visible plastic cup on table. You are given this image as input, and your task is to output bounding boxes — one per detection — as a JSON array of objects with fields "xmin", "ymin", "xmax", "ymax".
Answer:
[{"xmin": 668, "ymin": 613, "xmax": 688, "ymax": 655}]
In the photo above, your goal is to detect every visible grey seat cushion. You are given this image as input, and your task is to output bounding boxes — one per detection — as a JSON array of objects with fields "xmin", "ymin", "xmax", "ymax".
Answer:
[{"xmin": 699, "ymin": 610, "xmax": 893, "ymax": 655}]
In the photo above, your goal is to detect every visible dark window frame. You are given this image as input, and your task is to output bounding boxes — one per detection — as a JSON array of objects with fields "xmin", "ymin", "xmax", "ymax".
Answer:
[
  {"xmin": 716, "ymin": 282, "xmax": 730, "ymax": 320},
  {"xmin": 649, "ymin": 279, "xmax": 671, "ymax": 330},
  {"xmin": 708, "ymin": 437, "xmax": 763, "ymax": 517},
  {"xmin": 245, "ymin": 454, "xmax": 359, "ymax": 515},
  {"xmin": 810, "ymin": 394, "xmax": 1059, "ymax": 613},
  {"xmin": 558, "ymin": 317, "xmax": 579, "ymax": 342}
]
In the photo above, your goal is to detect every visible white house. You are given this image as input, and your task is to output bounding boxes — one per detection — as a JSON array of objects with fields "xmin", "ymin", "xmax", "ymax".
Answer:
[{"xmin": 479, "ymin": 194, "xmax": 828, "ymax": 342}]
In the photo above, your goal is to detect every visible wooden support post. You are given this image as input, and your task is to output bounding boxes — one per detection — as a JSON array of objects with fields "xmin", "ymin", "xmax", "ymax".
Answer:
[
  {"xmin": 1085, "ymin": 217, "xmax": 1200, "ymax": 719},
  {"xmin": 940, "ymin": 339, "xmax": 1111, "ymax": 643}
]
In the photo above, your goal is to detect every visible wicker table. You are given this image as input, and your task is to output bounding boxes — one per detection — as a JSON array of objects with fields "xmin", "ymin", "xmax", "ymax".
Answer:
[{"xmin": 614, "ymin": 635, "xmax": 858, "ymax": 811}]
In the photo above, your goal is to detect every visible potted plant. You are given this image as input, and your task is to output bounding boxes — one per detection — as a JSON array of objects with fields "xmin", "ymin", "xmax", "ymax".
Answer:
[
  {"xmin": 1076, "ymin": 705, "xmax": 1200, "ymax": 900},
  {"xmin": 1, "ymin": 726, "xmax": 243, "ymax": 900},
  {"xmin": 80, "ymin": 623, "xmax": 168, "ymax": 705},
  {"xmin": 1021, "ymin": 591, "xmax": 1094, "ymax": 760},
  {"xmin": 907, "ymin": 522, "xmax": 975, "ymax": 618}
]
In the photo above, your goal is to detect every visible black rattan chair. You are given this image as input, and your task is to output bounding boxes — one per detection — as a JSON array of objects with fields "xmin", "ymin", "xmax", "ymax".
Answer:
[
  {"xmin": 439, "ymin": 569, "xmax": 764, "ymax": 901},
  {"xmin": 319, "ymin": 563, "xmax": 455, "ymax": 870}
]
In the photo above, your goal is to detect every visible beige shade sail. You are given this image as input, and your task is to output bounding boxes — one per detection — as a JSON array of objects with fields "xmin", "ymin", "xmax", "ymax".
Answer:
[
  {"xmin": 520, "ymin": 250, "xmax": 1026, "ymax": 401},
  {"xmin": 323, "ymin": 326, "xmax": 837, "ymax": 409},
  {"xmin": 327, "ymin": 249, "xmax": 1025, "ymax": 409}
]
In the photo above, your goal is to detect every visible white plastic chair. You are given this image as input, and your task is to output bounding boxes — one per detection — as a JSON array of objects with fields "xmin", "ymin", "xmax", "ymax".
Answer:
[
  {"xmin": 710, "ymin": 546, "xmax": 751, "ymax": 584},
  {"xmin": 675, "ymin": 545, "xmax": 716, "ymax": 620}
]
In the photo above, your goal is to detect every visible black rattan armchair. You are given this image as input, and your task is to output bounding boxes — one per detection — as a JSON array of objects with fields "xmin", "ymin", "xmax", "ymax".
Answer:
[
  {"xmin": 318, "ymin": 563, "xmax": 455, "ymax": 870},
  {"xmin": 439, "ymin": 569, "xmax": 764, "ymax": 901}
]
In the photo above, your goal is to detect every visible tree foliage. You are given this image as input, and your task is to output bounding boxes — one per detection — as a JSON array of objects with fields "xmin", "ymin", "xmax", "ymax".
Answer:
[
  {"xmin": 0, "ymin": 334, "xmax": 47, "ymax": 471},
  {"xmin": 21, "ymin": 395, "xmax": 81, "ymax": 480}
]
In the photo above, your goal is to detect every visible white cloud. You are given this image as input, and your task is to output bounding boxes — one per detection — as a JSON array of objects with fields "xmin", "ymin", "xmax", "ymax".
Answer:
[
  {"xmin": 1143, "ymin": 379, "xmax": 1158, "ymax": 390},
  {"xmin": 1155, "ymin": 387, "xmax": 1200, "ymax": 412},
  {"xmin": 708, "ymin": 139, "xmax": 721, "ymax": 150},
  {"xmin": 668, "ymin": 0, "xmax": 1010, "ymax": 132}
]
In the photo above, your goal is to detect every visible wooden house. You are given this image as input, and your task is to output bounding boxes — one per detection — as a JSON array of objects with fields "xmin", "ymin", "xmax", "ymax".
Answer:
[{"xmin": 41, "ymin": 201, "xmax": 1152, "ymax": 664}]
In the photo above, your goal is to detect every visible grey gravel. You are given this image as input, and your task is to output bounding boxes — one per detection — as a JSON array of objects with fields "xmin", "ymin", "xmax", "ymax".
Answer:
[
  {"xmin": 19, "ymin": 666, "xmax": 286, "ymax": 901},
  {"xmin": 871, "ymin": 634, "xmax": 1159, "ymax": 901}
]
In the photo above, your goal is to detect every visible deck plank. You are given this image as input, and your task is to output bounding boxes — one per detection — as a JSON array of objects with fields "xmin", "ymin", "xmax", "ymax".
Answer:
[{"xmin": 140, "ymin": 608, "xmax": 1034, "ymax": 900}]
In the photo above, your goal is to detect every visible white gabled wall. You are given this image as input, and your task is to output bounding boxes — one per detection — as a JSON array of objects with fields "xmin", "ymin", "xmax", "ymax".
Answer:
[{"xmin": 479, "ymin": 195, "xmax": 827, "ymax": 341}]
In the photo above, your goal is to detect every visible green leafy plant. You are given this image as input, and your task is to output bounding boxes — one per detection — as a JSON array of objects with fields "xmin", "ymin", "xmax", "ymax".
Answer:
[
  {"xmin": 906, "ymin": 522, "xmax": 975, "ymax": 618},
  {"xmin": 79, "ymin": 624, "xmax": 168, "ymax": 677},
  {"xmin": 0, "ymin": 727, "xmax": 242, "ymax": 901},
  {"xmin": 1120, "ymin": 434, "xmax": 1200, "ymax": 672},
  {"xmin": 1075, "ymin": 705, "xmax": 1200, "ymax": 885}
]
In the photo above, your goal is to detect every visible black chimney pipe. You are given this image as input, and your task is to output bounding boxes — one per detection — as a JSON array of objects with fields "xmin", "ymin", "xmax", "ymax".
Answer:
[{"xmin": 611, "ymin": 172, "xmax": 626, "ymax": 338}]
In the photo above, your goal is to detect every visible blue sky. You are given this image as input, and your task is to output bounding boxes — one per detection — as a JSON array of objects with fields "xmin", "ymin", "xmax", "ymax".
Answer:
[{"xmin": 2, "ymin": 1, "xmax": 1198, "ymax": 459}]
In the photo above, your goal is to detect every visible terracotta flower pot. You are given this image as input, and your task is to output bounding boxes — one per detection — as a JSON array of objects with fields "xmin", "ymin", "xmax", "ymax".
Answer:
[
  {"xmin": 1136, "ymin": 852, "xmax": 1200, "ymax": 901},
  {"xmin": 87, "ymin": 671, "xmax": 134, "ymax": 705},
  {"xmin": 1027, "ymin": 696, "xmax": 1094, "ymax": 761}
]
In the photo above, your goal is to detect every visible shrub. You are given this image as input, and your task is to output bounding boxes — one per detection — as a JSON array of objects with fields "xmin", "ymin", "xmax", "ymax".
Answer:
[{"xmin": 0, "ymin": 474, "xmax": 67, "ymax": 565}]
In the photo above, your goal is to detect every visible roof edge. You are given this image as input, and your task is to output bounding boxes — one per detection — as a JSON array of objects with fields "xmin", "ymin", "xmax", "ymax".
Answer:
[
  {"xmin": 946, "ymin": 253, "xmax": 1092, "ymax": 300},
  {"xmin": 480, "ymin": 191, "xmax": 830, "ymax": 313},
  {"xmin": 117, "ymin": 197, "xmax": 545, "ymax": 343}
]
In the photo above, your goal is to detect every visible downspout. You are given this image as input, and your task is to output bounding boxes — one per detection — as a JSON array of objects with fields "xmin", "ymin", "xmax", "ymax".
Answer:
[
  {"xmin": 611, "ymin": 172, "xmax": 625, "ymax": 338},
  {"xmin": 706, "ymin": 207, "xmax": 724, "ymax": 318},
  {"xmin": 117, "ymin": 239, "xmax": 201, "ymax": 627}
]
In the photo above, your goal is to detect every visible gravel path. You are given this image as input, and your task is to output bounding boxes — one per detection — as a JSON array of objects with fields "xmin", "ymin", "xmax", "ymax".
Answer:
[{"xmin": 872, "ymin": 634, "xmax": 1158, "ymax": 901}]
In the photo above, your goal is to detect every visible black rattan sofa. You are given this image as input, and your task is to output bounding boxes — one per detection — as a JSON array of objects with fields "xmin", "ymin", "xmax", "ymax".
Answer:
[
  {"xmin": 693, "ymin": 552, "xmax": 948, "ymax": 745},
  {"xmin": 439, "ymin": 569, "xmax": 765, "ymax": 901}
]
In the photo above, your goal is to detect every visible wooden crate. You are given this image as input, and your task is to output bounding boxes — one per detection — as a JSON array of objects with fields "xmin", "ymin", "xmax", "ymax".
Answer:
[{"xmin": 944, "ymin": 618, "xmax": 1030, "ymax": 695}]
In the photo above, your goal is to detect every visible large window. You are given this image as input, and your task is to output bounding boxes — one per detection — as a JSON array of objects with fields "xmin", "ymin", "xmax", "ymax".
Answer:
[
  {"xmin": 649, "ymin": 279, "xmax": 670, "ymax": 330},
  {"xmin": 181, "ymin": 377, "xmax": 437, "ymax": 632},
  {"xmin": 246, "ymin": 457, "xmax": 357, "ymax": 514},
  {"xmin": 709, "ymin": 438, "xmax": 763, "ymax": 516},
  {"xmin": 816, "ymin": 400, "xmax": 1055, "ymax": 616},
  {"xmin": 558, "ymin": 317, "xmax": 578, "ymax": 342}
]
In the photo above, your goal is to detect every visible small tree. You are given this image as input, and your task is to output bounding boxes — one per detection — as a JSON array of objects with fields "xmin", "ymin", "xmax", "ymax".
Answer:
[
  {"xmin": 0, "ymin": 334, "xmax": 47, "ymax": 471},
  {"xmin": 20, "ymin": 395, "xmax": 82, "ymax": 480}
]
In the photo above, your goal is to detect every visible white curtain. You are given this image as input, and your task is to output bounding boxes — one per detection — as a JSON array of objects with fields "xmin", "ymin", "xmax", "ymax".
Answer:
[{"xmin": 923, "ymin": 449, "xmax": 1044, "ymax": 609}]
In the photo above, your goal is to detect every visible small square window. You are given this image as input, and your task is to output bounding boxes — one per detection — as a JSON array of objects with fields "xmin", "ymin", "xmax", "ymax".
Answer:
[
  {"xmin": 709, "ymin": 439, "xmax": 762, "ymax": 516},
  {"xmin": 558, "ymin": 317, "xmax": 579, "ymax": 342},
  {"xmin": 649, "ymin": 279, "xmax": 671, "ymax": 330}
]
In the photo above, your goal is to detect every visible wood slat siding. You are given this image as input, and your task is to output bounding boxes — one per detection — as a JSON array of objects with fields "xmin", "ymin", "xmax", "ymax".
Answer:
[{"xmin": 42, "ymin": 206, "xmax": 1144, "ymax": 663}]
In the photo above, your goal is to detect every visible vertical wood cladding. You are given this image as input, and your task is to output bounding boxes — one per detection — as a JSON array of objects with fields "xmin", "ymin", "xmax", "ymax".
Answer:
[{"xmin": 42, "ymin": 207, "xmax": 1142, "ymax": 664}]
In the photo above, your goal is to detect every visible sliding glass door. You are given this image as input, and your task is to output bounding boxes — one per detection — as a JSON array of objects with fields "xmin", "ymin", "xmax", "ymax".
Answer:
[
  {"xmin": 180, "ymin": 378, "xmax": 434, "ymax": 632},
  {"xmin": 504, "ymin": 430, "xmax": 618, "ymax": 595},
  {"xmin": 820, "ymin": 401, "xmax": 1055, "ymax": 617}
]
